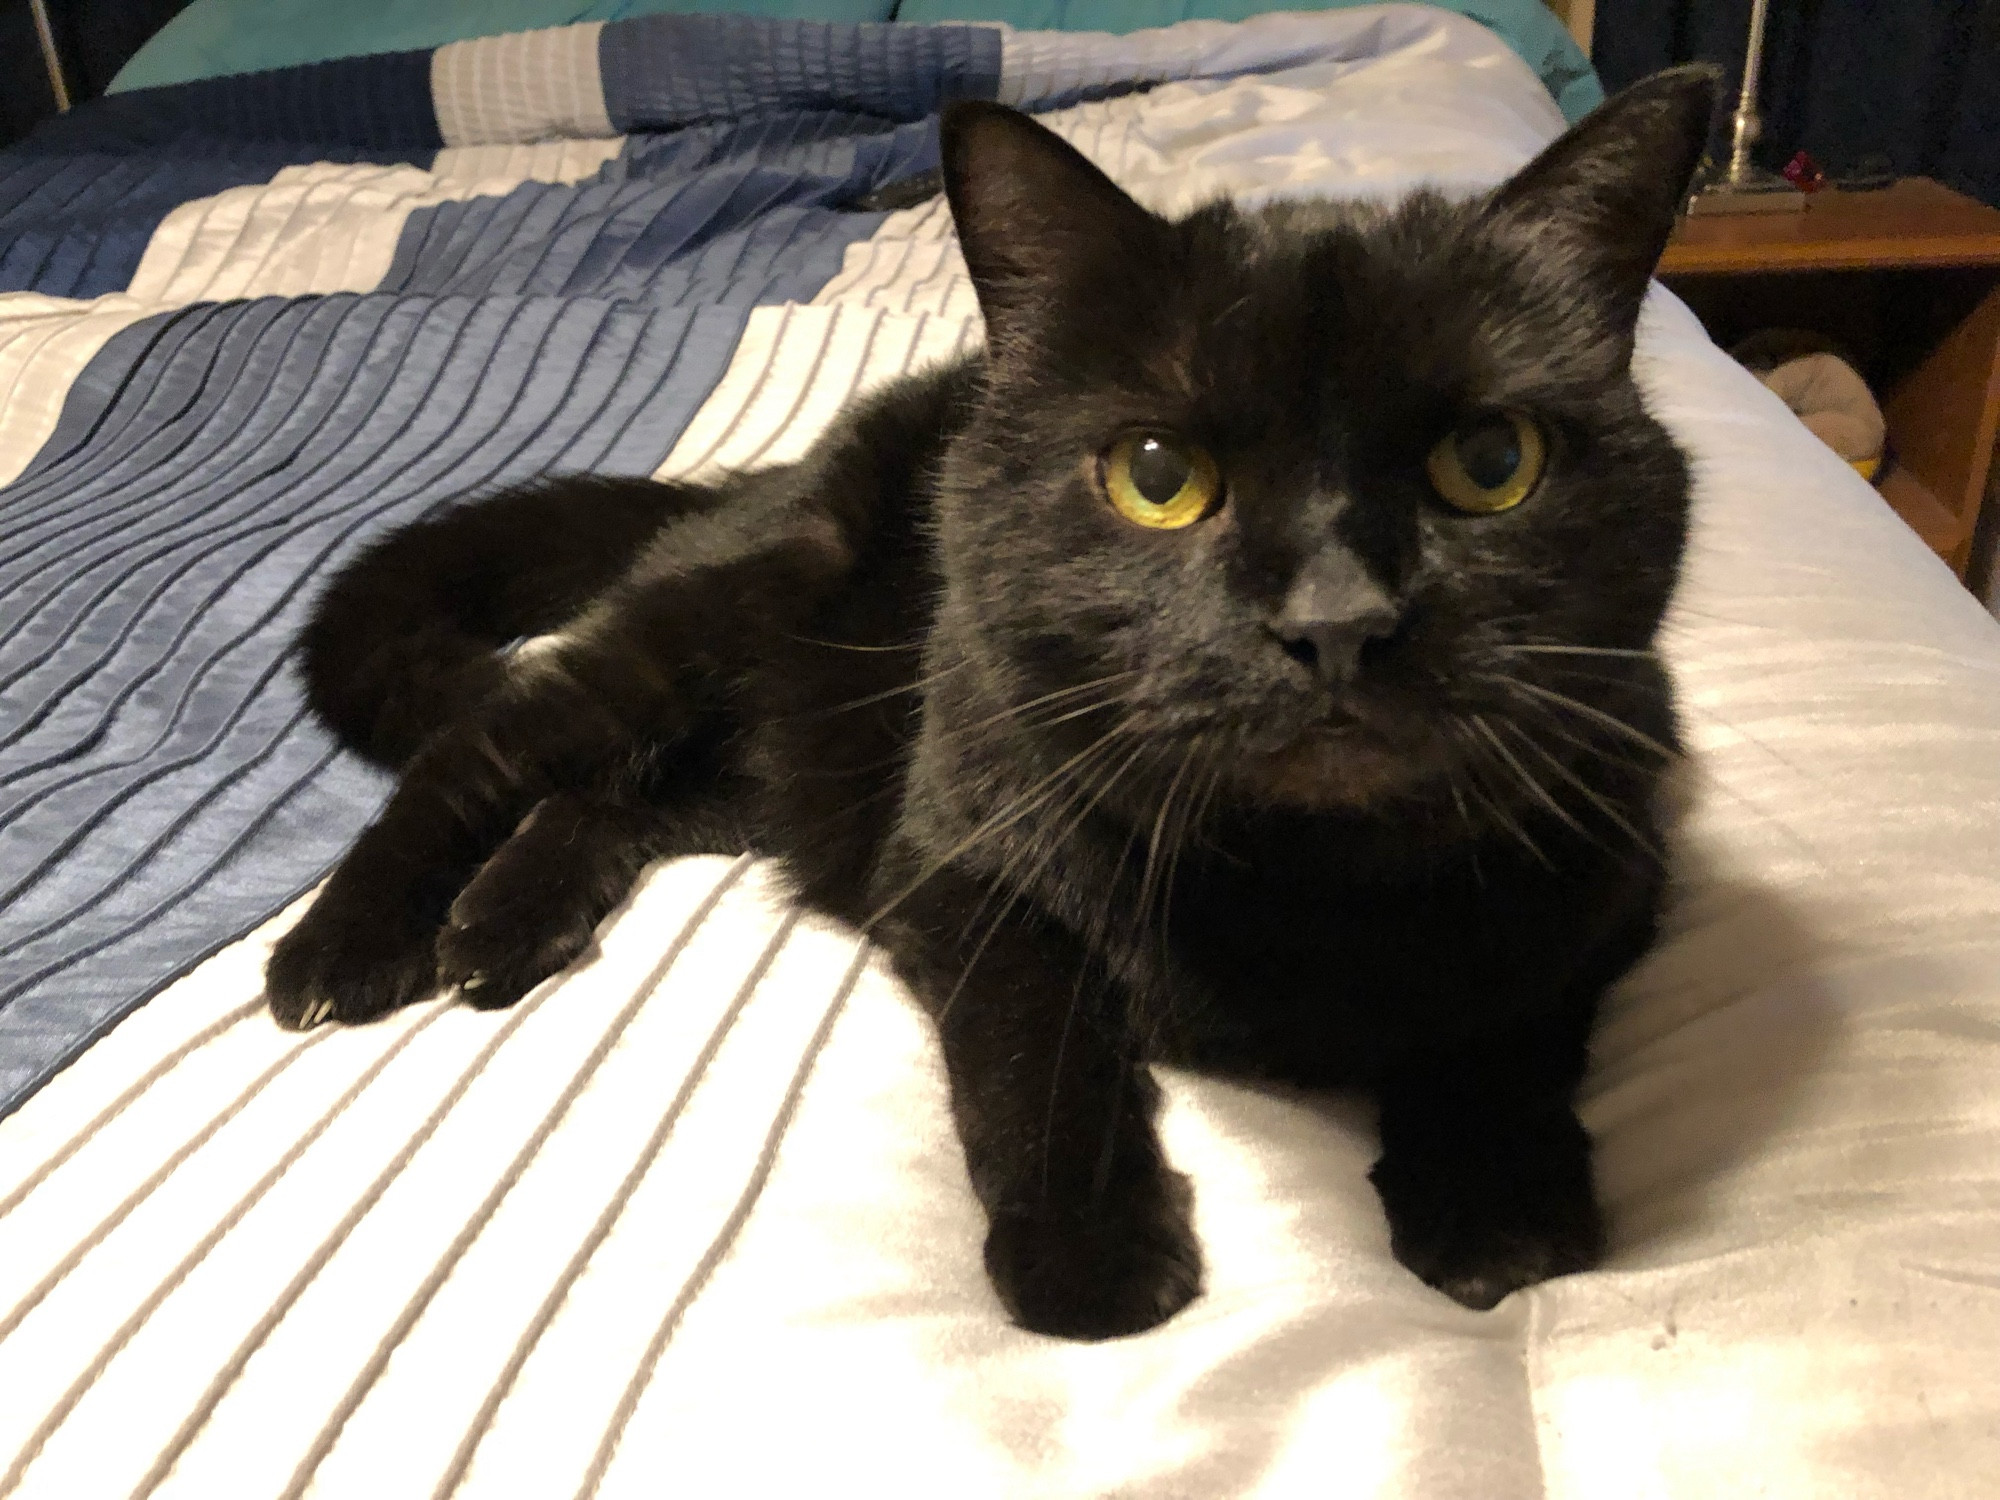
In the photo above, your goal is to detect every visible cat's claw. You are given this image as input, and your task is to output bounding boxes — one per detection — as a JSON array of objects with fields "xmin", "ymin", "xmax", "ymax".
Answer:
[
  {"xmin": 264, "ymin": 898, "xmax": 443, "ymax": 1030},
  {"xmin": 982, "ymin": 1172, "xmax": 1203, "ymax": 1340},
  {"xmin": 434, "ymin": 846, "xmax": 608, "ymax": 1010},
  {"xmin": 434, "ymin": 907, "xmax": 593, "ymax": 1011}
]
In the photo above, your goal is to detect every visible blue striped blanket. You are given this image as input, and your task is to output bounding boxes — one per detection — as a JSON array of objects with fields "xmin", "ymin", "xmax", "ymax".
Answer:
[{"xmin": 0, "ymin": 5, "xmax": 1571, "ymax": 1116}]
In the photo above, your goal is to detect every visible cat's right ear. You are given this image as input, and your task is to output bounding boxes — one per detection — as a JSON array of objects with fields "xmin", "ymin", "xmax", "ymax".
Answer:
[
  {"xmin": 940, "ymin": 101, "xmax": 1167, "ymax": 343},
  {"xmin": 1482, "ymin": 65, "xmax": 1719, "ymax": 339}
]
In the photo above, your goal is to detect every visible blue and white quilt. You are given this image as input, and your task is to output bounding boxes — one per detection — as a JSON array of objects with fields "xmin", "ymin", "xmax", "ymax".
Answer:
[
  {"xmin": 4, "ymin": 11, "xmax": 1998, "ymax": 1499},
  {"xmin": 0, "ymin": 4, "xmax": 1563, "ymax": 1116}
]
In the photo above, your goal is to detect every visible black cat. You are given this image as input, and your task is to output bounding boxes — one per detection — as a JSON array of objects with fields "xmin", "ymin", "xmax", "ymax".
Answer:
[{"xmin": 267, "ymin": 68, "xmax": 1717, "ymax": 1338}]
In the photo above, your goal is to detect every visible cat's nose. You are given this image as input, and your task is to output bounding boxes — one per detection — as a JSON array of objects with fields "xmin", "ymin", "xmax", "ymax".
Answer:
[{"xmin": 1269, "ymin": 556, "xmax": 1402, "ymax": 688}]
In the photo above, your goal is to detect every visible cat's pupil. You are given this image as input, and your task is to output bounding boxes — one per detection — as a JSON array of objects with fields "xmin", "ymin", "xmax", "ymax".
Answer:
[
  {"xmin": 1129, "ymin": 438, "xmax": 1192, "ymax": 506},
  {"xmin": 1458, "ymin": 417, "xmax": 1521, "ymax": 489}
]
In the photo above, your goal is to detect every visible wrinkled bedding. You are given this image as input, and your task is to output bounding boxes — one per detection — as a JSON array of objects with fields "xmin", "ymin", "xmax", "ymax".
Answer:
[{"xmin": 2, "ymin": 7, "xmax": 1997, "ymax": 1497}]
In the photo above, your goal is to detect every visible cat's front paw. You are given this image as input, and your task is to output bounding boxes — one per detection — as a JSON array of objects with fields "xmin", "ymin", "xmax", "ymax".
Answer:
[
  {"xmin": 983, "ymin": 1171, "xmax": 1203, "ymax": 1340},
  {"xmin": 1370, "ymin": 1112, "xmax": 1604, "ymax": 1311},
  {"xmin": 265, "ymin": 892, "xmax": 443, "ymax": 1030},
  {"xmin": 433, "ymin": 838, "xmax": 604, "ymax": 1011},
  {"xmin": 434, "ymin": 891, "xmax": 595, "ymax": 1011}
]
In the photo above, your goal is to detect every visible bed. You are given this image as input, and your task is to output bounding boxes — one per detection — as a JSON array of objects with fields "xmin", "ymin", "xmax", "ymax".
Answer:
[{"xmin": 2, "ymin": 6, "xmax": 1998, "ymax": 1496}]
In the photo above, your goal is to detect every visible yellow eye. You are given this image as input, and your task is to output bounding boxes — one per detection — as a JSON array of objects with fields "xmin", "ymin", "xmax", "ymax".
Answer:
[
  {"xmin": 1426, "ymin": 412, "xmax": 1547, "ymax": 514},
  {"xmin": 1100, "ymin": 433, "xmax": 1222, "ymax": 530}
]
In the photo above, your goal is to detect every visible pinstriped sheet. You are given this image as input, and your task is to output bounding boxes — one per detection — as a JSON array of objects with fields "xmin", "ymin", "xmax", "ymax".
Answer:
[
  {"xmin": 0, "ymin": 855, "xmax": 879, "ymax": 1499},
  {"xmin": 4, "ymin": 9, "xmax": 1996, "ymax": 1498}
]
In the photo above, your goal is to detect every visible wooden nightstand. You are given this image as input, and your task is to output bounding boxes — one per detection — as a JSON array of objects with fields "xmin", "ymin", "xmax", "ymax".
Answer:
[{"xmin": 1659, "ymin": 178, "xmax": 2000, "ymax": 582}]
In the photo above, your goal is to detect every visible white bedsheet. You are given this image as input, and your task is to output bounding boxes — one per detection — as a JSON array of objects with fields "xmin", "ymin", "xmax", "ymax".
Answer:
[{"xmin": 3, "ymin": 13, "xmax": 1998, "ymax": 1498}]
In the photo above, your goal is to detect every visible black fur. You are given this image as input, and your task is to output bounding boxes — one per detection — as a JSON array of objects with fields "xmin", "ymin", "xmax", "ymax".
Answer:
[{"xmin": 267, "ymin": 68, "xmax": 1718, "ymax": 1336}]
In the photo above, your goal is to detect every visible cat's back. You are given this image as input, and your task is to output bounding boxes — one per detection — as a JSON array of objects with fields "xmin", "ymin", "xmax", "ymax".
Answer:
[{"xmin": 627, "ymin": 355, "xmax": 980, "ymax": 581}]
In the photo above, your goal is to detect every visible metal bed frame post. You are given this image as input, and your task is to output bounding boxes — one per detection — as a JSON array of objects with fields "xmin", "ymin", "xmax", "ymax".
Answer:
[{"xmin": 29, "ymin": 0, "xmax": 74, "ymax": 112}]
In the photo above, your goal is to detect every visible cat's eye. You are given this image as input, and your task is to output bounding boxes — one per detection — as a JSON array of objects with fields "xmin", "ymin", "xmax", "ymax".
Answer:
[
  {"xmin": 1100, "ymin": 433, "xmax": 1222, "ymax": 530},
  {"xmin": 1426, "ymin": 412, "xmax": 1547, "ymax": 514}
]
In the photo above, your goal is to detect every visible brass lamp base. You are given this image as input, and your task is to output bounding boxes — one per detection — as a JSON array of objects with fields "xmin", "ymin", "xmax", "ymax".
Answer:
[{"xmin": 1687, "ymin": 166, "xmax": 1806, "ymax": 216}]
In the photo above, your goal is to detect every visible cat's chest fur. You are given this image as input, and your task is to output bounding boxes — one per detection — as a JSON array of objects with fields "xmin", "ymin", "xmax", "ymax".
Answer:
[
  {"xmin": 1156, "ymin": 816, "xmax": 1659, "ymax": 1082},
  {"xmin": 887, "ymin": 722, "xmax": 1658, "ymax": 1084}
]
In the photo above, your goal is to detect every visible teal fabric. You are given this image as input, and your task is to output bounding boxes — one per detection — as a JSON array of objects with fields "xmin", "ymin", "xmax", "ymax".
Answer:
[
  {"xmin": 895, "ymin": 0, "xmax": 1601, "ymax": 119},
  {"xmin": 109, "ymin": 0, "xmax": 901, "ymax": 93}
]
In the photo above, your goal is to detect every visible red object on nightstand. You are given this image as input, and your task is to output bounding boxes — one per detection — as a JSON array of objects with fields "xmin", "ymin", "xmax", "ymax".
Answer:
[{"xmin": 1783, "ymin": 151, "xmax": 1827, "ymax": 194}]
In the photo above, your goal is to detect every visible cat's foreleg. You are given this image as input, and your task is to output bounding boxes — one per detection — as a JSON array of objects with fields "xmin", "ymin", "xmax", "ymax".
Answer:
[
  {"xmin": 267, "ymin": 521, "xmax": 849, "ymax": 1030},
  {"xmin": 879, "ymin": 859, "xmax": 1202, "ymax": 1339},
  {"xmin": 265, "ymin": 682, "xmax": 655, "ymax": 1029},
  {"xmin": 1368, "ymin": 994, "xmax": 1605, "ymax": 1310},
  {"xmin": 436, "ymin": 787, "xmax": 741, "ymax": 1009}
]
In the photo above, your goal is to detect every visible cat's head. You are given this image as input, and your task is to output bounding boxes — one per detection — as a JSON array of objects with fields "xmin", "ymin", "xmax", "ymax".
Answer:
[{"xmin": 932, "ymin": 69, "xmax": 1715, "ymax": 816}]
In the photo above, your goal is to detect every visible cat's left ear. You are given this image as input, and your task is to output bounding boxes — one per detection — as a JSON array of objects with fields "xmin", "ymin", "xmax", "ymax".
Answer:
[
  {"xmin": 1483, "ymin": 65, "xmax": 1719, "ymax": 335},
  {"xmin": 940, "ymin": 101, "xmax": 1169, "ymax": 344}
]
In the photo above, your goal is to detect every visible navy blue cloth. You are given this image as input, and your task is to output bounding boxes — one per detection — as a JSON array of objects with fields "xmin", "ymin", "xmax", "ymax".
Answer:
[
  {"xmin": 600, "ymin": 14, "xmax": 1002, "ymax": 131},
  {"xmin": 382, "ymin": 114, "xmax": 937, "ymax": 302},
  {"xmin": 29, "ymin": 50, "xmax": 444, "ymax": 154}
]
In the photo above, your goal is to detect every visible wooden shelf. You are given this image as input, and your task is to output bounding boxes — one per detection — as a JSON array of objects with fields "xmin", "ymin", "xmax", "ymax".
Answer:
[
  {"xmin": 1658, "ymin": 178, "xmax": 2000, "ymax": 581},
  {"xmin": 1662, "ymin": 178, "xmax": 2000, "ymax": 277},
  {"xmin": 1878, "ymin": 467, "xmax": 1964, "ymax": 557}
]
